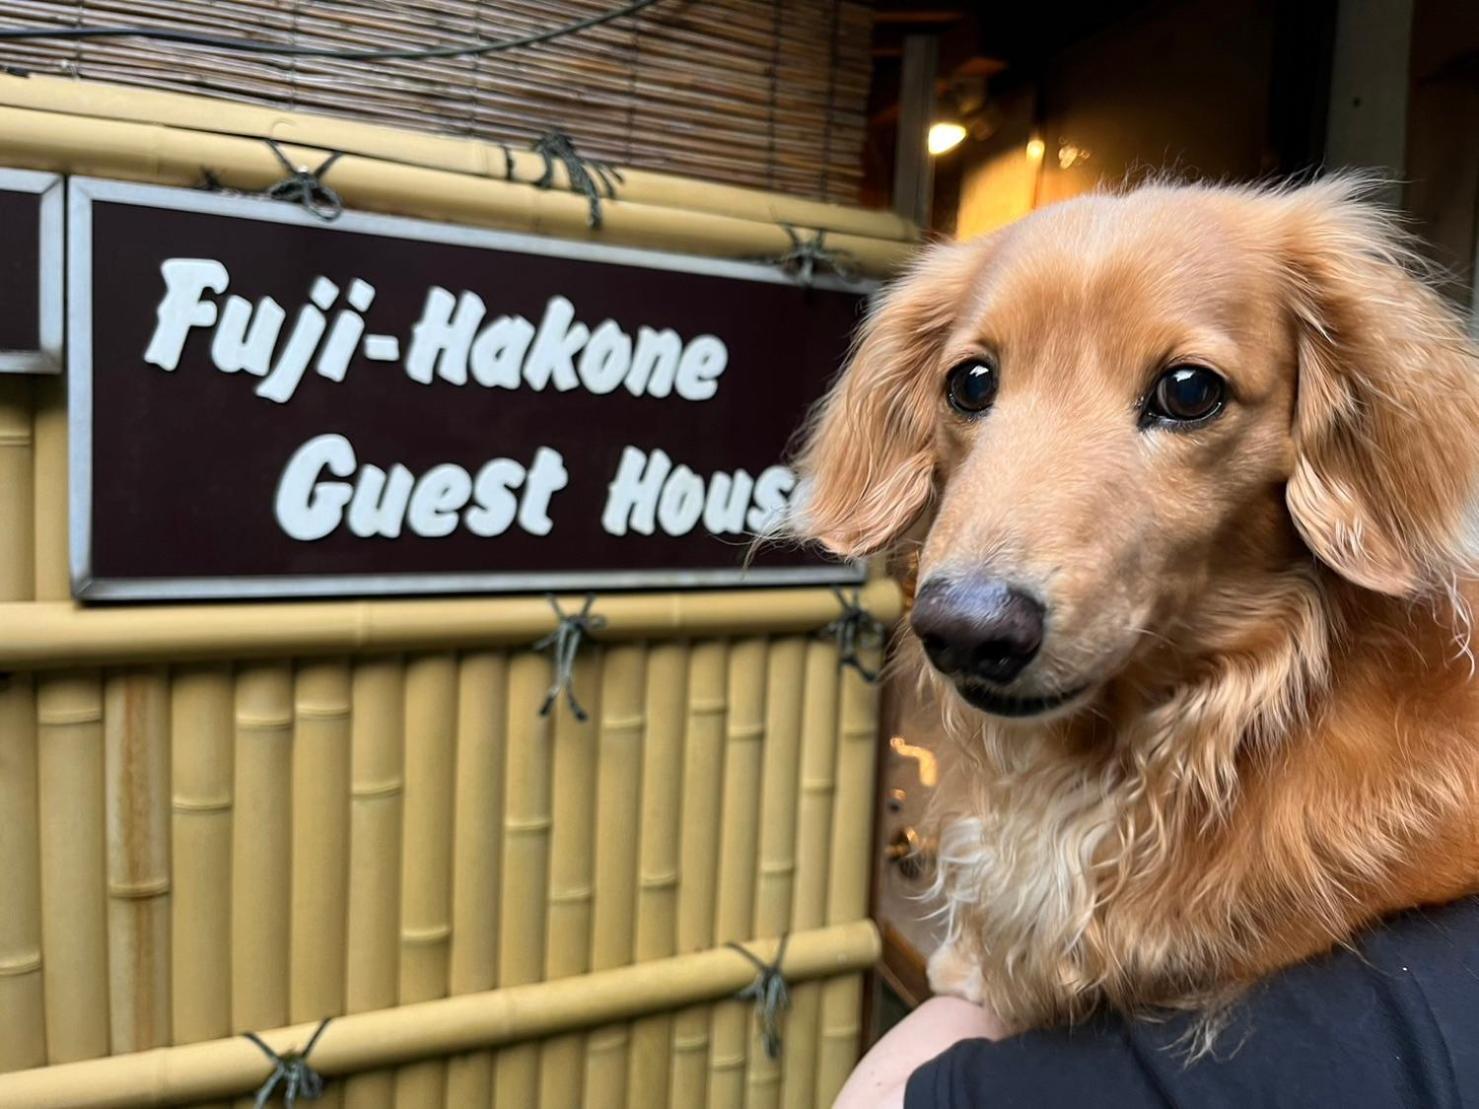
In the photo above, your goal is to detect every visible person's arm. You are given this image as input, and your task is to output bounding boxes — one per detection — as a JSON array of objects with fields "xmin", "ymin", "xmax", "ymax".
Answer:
[{"xmin": 834, "ymin": 996, "xmax": 1011, "ymax": 1109}]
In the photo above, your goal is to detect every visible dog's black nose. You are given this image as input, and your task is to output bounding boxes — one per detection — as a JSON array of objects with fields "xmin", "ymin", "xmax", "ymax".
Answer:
[{"xmin": 911, "ymin": 576, "xmax": 1044, "ymax": 684}]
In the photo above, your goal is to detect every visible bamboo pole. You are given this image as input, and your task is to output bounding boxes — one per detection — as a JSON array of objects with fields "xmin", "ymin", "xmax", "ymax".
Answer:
[
  {"xmin": 341, "ymin": 655, "xmax": 404, "ymax": 1109},
  {"xmin": 290, "ymin": 660, "xmax": 352, "ymax": 1109},
  {"xmin": 585, "ymin": 644, "xmax": 648, "ymax": 1109},
  {"xmin": 709, "ymin": 638, "xmax": 769, "ymax": 1109},
  {"xmin": 36, "ymin": 671, "xmax": 109, "ymax": 1063},
  {"xmin": 0, "ymin": 376, "xmax": 34, "ymax": 602},
  {"xmin": 230, "ymin": 664, "xmax": 293, "ymax": 1035},
  {"xmin": 103, "ymin": 668, "xmax": 172, "ymax": 1055},
  {"xmin": 746, "ymin": 637, "xmax": 808, "ymax": 1109},
  {"xmin": 493, "ymin": 653, "xmax": 554, "ymax": 1109},
  {"xmin": 668, "ymin": 640, "xmax": 728, "ymax": 1109},
  {"xmin": 0, "ymin": 673, "xmax": 45, "ymax": 1073},
  {"xmin": 30, "ymin": 374, "xmax": 65, "ymax": 602},
  {"xmin": 0, "ymin": 379, "xmax": 39, "ymax": 1073},
  {"xmin": 395, "ymin": 652, "xmax": 458, "ymax": 1107},
  {"xmin": 625, "ymin": 642, "xmax": 688, "ymax": 1109},
  {"xmin": 0, "ymin": 583, "xmax": 900, "ymax": 671},
  {"xmin": 0, "ymin": 582, "xmax": 904, "ymax": 670},
  {"xmin": 445, "ymin": 650, "xmax": 507, "ymax": 1109},
  {"xmin": 0, "ymin": 106, "xmax": 911, "ymax": 274},
  {"xmin": 817, "ymin": 657, "xmax": 884, "ymax": 1105},
  {"xmin": 539, "ymin": 646, "xmax": 602, "ymax": 1109},
  {"xmin": 169, "ymin": 665, "xmax": 235, "ymax": 1061},
  {"xmin": 0, "ymin": 923, "xmax": 881, "ymax": 1109},
  {"xmin": 780, "ymin": 640, "xmax": 842, "ymax": 1109},
  {"xmin": 0, "ymin": 74, "xmax": 917, "ymax": 244}
]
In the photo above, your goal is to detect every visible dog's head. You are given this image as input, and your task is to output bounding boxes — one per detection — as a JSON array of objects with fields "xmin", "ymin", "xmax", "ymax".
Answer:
[{"xmin": 795, "ymin": 178, "xmax": 1479, "ymax": 722}]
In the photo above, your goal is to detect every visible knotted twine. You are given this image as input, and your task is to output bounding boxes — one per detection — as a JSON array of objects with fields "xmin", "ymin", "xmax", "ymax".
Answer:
[
  {"xmin": 243, "ymin": 1017, "xmax": 331, "ymax": 1108},
  {"xmin": 727, "ymin": 933, "xmax": 791, "ymax": 1060},
  {"xmin": 200, "ymin": 140, "xmax": 344, "ymax": 220},
  {"xmin": 762, "ymin": 225, "xmax": 860, "ymax": 286},
  {"xmin": 819, "ymin": 585, "xmax": 887, "ymax": 682},
  {"xmin": 529, "ymin": 130, "xmax": 625, "ymax": 229},
  {"xmin": 261, "ymin": 140, "xmax": 345, "ymax": 221},
  {"xmin": 534, "ymin": 593, "xmax": 607, "ymax": 721}
]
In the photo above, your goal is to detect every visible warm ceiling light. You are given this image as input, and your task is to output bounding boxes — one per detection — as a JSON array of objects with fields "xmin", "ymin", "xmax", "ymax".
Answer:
[
  {"xmin": 928, "ymin": 120, "xmax": 967, "ymax": 156},
  {"xmin": 1026, "ymin": 136, "xmax": 1046, "ymax": 161}
]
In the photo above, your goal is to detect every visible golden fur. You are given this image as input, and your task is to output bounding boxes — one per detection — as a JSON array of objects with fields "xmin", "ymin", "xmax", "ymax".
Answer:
[{"xmin": 791, "ymin": 177, "xmax": 1479, "ymax": 1032}]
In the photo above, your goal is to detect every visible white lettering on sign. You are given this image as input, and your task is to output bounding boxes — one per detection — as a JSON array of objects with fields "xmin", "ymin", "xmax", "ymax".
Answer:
[
  {"xmin": 601, "ymin": 446, "xmax": 796, "ymax": 539},
  {"xmin": 274, "ymin": 433, "xmax": 572, "ymax": 542},
  {"xmin": 144, "ymin": 260, "xmax": 728, "ymax": 405},
  {"xmin": 147, "ymin": 258, "xmax": 807, "ymax": 549}
]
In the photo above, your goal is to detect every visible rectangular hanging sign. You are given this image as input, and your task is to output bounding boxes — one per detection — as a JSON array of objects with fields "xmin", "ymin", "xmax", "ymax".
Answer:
[
  {"xmin": 67, "ymin": 177, "xmax": 870, "ymax": 601},
  {"xmin": 0, "ymin": 168, "xmax": 62, "ymax": 374}
]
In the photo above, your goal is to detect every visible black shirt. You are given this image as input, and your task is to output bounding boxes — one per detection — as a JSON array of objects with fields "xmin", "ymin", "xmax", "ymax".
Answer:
[{"xmin": 906, "ymin": 897, "xmax": 1479, "ymax": 1108}]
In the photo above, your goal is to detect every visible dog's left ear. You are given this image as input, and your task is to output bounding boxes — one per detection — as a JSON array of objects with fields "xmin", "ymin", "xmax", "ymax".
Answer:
[{"xmin": 1282, "ymin": 178, "xmax": 1479, "ymax": 597}]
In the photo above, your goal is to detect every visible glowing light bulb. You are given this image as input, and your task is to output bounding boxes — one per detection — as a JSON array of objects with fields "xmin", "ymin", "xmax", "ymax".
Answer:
[{"xmin": 928, "ymin": 121, "xmax": 967, "ymax": 156}]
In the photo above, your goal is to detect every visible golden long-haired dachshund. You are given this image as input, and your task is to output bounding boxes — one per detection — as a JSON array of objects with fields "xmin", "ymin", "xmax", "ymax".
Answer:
[{"xmin": 793, "ymin": 177, "xmax": 1479, "ymax": 1034}]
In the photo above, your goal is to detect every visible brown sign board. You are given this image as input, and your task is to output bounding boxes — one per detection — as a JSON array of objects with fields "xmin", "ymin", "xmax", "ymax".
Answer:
[
  {"xmin": 67, "ymin": 178, "xmax": 871, "ymax": 601},
  {"xmin": 0, "ymin": 169, "xmax": 62, "ymax": 374}
]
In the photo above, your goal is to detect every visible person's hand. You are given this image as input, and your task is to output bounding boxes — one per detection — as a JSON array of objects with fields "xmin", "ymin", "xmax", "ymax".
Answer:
[{"xmin": 834, "ymin": 995, "xmax": 1011, "ymax": 1108}]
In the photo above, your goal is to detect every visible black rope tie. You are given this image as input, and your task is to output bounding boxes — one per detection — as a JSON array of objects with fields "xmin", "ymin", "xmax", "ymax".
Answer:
[
  {"xmin": 243, "ymin": 1017, "xmax": 331, "ymax": 1108},
  {"xmin": 762, "ymin": 225, "xmax": 860, "ymax": 286},
  {"xmin": 727, "ymin": 933, "xmax": 791, "ymax": 1060},
  {"xmin": 262, "ymin": 139, "xmax": 345, "ymax": 221},
  {"xmin": 534, "ymin": 594, "xmax": 606, "ymax": 721},
  {"xmin": 529, "ymin": 130, "xmax": 624, "ymax": 229},
  {"xmin": 819, "ymin": 586, "xmax": 887, "ymax": 683}
]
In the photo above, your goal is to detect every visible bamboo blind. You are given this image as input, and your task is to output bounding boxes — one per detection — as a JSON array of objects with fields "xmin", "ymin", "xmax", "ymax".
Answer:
[{"xmin": 0, "ymin": 1, "xmax": 875, "ymax": 204}]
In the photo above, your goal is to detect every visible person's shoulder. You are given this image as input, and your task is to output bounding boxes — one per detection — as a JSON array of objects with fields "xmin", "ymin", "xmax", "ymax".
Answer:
[{"xmin": 906, "ymin": 896, "xmax": 1479, "ymax": 1109}]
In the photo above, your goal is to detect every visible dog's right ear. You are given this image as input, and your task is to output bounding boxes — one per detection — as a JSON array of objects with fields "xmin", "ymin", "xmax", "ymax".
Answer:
[{"xmin": 791, "ymin": 240, "xmax": 983, "ymax": 556}]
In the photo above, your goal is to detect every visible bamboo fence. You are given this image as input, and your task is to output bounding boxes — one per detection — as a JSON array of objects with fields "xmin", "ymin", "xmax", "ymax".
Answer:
[
  {"xmin": 0, "ymin": 1, "xmax": 875, "ymax": 205},
  {"xmin": 3, "ymin": 628, "xmax": 899, "ymax": 1106}
]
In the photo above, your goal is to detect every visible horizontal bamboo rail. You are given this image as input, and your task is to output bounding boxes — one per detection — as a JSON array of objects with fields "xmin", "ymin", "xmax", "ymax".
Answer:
[
  {"xmin": 0, "ymin": 582, "xmax": 901, "ymax": 669},
  {"xmin": 0, "ymin": 74, "xmax": 916, "ymax": 244},
  {"xmin": 0, "ymin": 102, "xmax": 914, "ymax": 277},
  {"xmin": 0, "ymin": 921, "xmax": 880, "ymax": 1108}
]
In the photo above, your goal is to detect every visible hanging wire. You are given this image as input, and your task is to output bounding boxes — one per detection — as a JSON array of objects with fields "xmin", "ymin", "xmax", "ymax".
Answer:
[{"xmin": 0, "ymin": 0, "xmax": 669, "ymax": 62}]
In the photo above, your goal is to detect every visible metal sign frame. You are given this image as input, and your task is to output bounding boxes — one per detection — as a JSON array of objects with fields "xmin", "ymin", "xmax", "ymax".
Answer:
[
  {"xmin": 67, "ymin": 176, "xmax": 869, "ymax": 602},
  {"xmin": 0, "ymin": 168, "xmax": 63, "ymax": 374}
]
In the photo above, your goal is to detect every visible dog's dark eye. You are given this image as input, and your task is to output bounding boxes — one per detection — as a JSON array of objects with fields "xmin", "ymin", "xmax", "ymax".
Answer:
[
  {"xmin": 945, "ymin": 359, "xmax": 998, "ymax": 416},
  {"xmin": 1145, "ymin": 365, "xmax": 1225, "ymax": 425}
]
